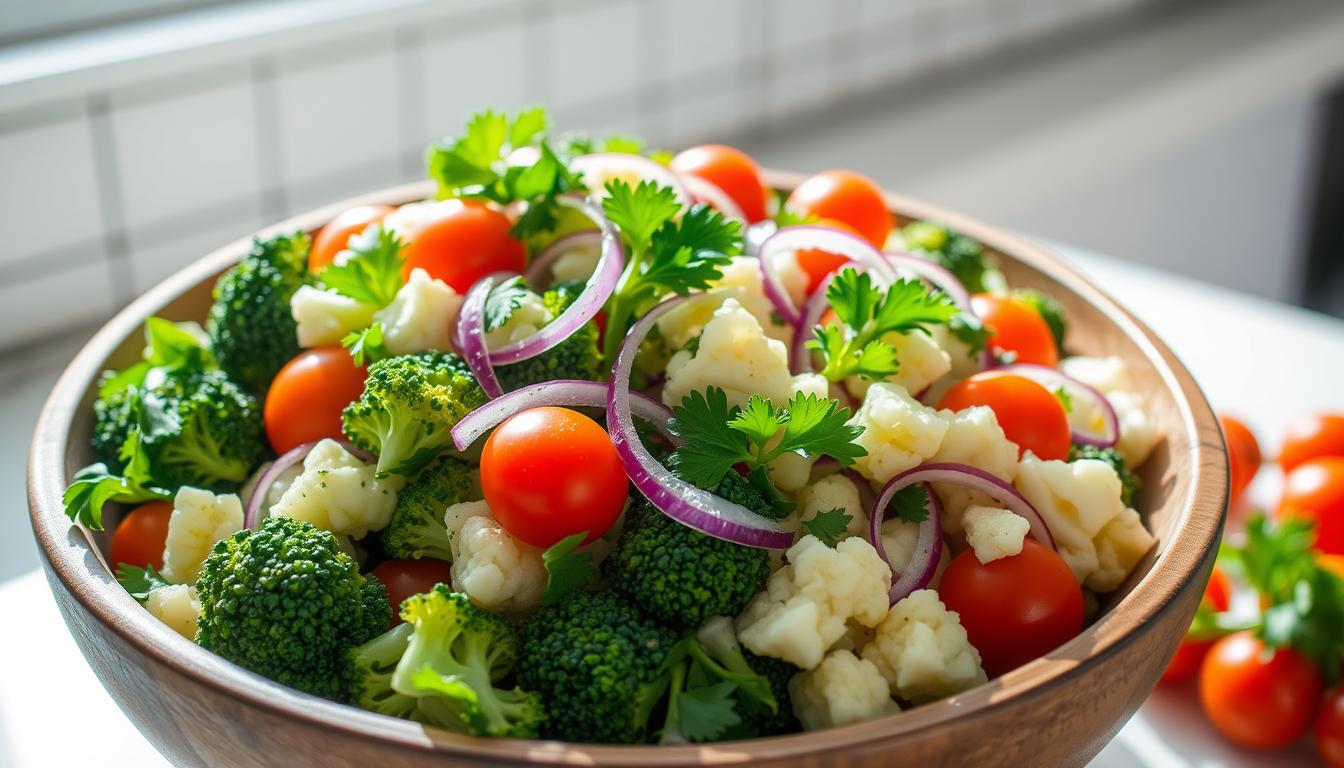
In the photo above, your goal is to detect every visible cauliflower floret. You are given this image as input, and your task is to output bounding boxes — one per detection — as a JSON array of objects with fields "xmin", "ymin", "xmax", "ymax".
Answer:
[
  {"xmin": 929, "ymin": 406, "xmax": 1020, "ymax": 535},
  {"xmin": 662, "ymin": 298, "xmax": 794, "ymax": 410},
  {"xmin": 846, "ymin": 383, "xmax": 948, "ymax": 485},
  {"xmin": 930, "ymin": 323, "xmax": 980, "ymax": 380},
  {"xmin": 372, "ymin": 267, "xmax": 462, "ymax": 355},
  {"xmin": 484, "ymin": 290, "xmax": 551, "ymax": 348},
  {"xmin": 239, "ymin": 461, "xmax": 303, "ymax": 513},
  {"xmin": 791, "ymin": 473, "xmax": 869, "ymax": 540},
  {"xmin": 845, "ymin": 330, "xmax": 951, "ymax": 402},
  {"xmin": 790, "ymin": 649, "xmax": 899, "ymax": 730},
  {"xmin": 862, "ymin": 589, "xmax": 987, "ymax": 704},
  {"xmin": 878, "ymin": 518, "xmax": 951, "ymax": 588},
  {"xmin": 446, "ymin": 501, "xmax": 546, "ymax": 615},
  {"xmin": 550, "ymin": 242, "xmax": 601, "ymax": 283},
  {"xmin": 765, "ymin": 373, "xmax": 836, "ymax": 493},
  {"xmin": 1109, "ymin": 390, "xmax": 1160, "ymax": 467},
  {"xmin": 1059, "ymin": 355, "xmax": 1129, "ymax": 393},
  {"xmin": 719, "ymin": 254, "xmax": 804, "ymax": 344},
  {"xmin": 290, "ymin": 285, "xmax": 377, "ymax": 348},
  {"xmin": 961, "ymin": 505, "xmax": 1029, "ymax": 563},
  {"xmin": 1059, "ymin": 356, "xmax": 1159, "ymax": 467},
  {"xmin": 160, "ymin": 486, "xmax": 244, "ymax": 584},
  {"xmin": 1014, "ymin": 455, "xmax": 1153, "ymax": 591},
  {"xmin": 144, "ymin": 583, "xmax": 201, "ymax": 640},
  {"xmin": 270, "ymin": 439, "xmax": 401, "ymax": 539},
  {"xmin": 736, "ymin": 535, "xmax": 892, "ymax": 669}
]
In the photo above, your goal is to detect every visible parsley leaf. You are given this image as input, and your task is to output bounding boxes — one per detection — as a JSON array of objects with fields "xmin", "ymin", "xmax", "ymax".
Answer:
[
  {"xmin": 643, "ymin": 205, "xmax": 740, "ymax": 296},
  {"xmin": 319, "ymin": 226, "xmax": 405, "ymax": 307},
  {"xmin": 540, "ymin": 532, "xmax": 598, "ymax": 606},
  {"xmin": 803, "ymin": 508, "xmax": 853, "ymax": 547},
  {"xmin": 483, "ymin": 276, "xmax": 533, "ymax": 332},
  {"xmin": 62, "ymin": 462, "xmax": 172, "ymax": 531},
  {"xmin": 342, "ymin": 322, "xmax": 388, "ymax": 367},
  {"xmin": 948, "ymin": 311, "xmax": 991, "ymax": 359},
  {"xmin": 667, "ymin": 388, "xmax": 751, "ymax": 489},
  {"xmin": 115, "ymin": 563, "xmax": 172, "ymax": 603},
  {"xmin": 602, "ymin": 180, "xmax": 682, "ymax": 247},
  {"xmin": 888, "ymin": 485, "xmax": 931, "ymax": 523},
  {"xmin": 675, "ymin": 682, "xmax": 742, "ymax": 743}
]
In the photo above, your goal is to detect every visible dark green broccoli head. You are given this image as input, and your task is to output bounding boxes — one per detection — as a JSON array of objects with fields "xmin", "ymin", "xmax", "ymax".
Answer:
[
  {"xmin": 517, "ymin": 590, "xmax": 678, "ymax": 743},
  {"xmin": 900, "ymin": 220, "xmax": 992, "ymax": 294},
  {"xmin": 713, "ymin": 469, "xmax": 781, "ymax": 520},
  {"xmin": 207, "ymin": 231, "xmax": 311, "ymax": 394},
  {"xmin": 380, "ymin": 456, "xmax": 479, "ymax": 561},
  {"xmin": 390, "ymin": 585, "xmax": 542, "ymax": 738},
  {"xmin": 1013, "ymin": 288, "xmax": 1067, "ymax": 356},
  {"xmin": 496, "ymin": 281, "xmax": 604, "ymax": 392},
  {"xmin": 734, "ymin": 650, "xmax": 800, "ymax": 737},
  {"xmin": 605, "ymin": 498, "xmax": 770, "ymax": 629},
  {"xmin": 1069, "ymin": 444, "xmax": 1140, "ymax": 506},
  {"xmin": 359, "ymin": 575, "xmax": 393, "ymax": 642},
  {"xmin": 341, "ymin": 351, "xmax": 487, "ymax": 478},
  {"xmin": 195, "ymin": 516, "xmax": 382, "ymax": 701}
]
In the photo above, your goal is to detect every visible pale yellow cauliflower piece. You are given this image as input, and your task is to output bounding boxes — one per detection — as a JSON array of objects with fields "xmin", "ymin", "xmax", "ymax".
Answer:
[
  {"xmin": 845, "ymin": 330, "xmax": 951, "ymax": 402},
  {"xmin": 736, "ymin": 535, "xmax": 892, "ymax": 669},
  {"xmin": 1109, "ymin": 390, "xmax": 1160, "ymax": 468},
  {"xmin": 550, "ymin": 242, "xmax": 601, "ymax": 283},
  {"xmin": 929, "ymin": 405, "xmax": 1020, "ymax": 535},
  {"xmin": 144, "ymin": 583, "xmax": 201, "ymax": 640},
  {"xmin": 962, "ymin": 505, "xmax": 1029, "ymax": 563},
  {"xmin": 878, "ymin": 518, "xmax": 951, "ymax": 588},
  {"xmin": 290, "ymin": 285, "xmax": 377, "ymax": 348},
  {"xmin": 790, "ymin": 649, "xmax": 899, "ymax": 730},
  {"xmin": 662, "ymin": 298, "xmax": 794, "ymax": 410},
  {"xmin": 653, "ymin": 256, "xmax": 801, "ymax": 349},
  {"xmin": 791, "ymin": 473, "xmax": 869, "ymax": 541},
  {"xmin": 161, "ymin": 487, "xmax": 244, "ymax": 584},
  {"xmin": 1058, "ymin": 355, "xmax": 1160, "ymax": 467},
  {"xmin": 846, "ymin": 383, "xmax": 948, "ymax": 485},
  {"xmin": 484, "ymin": 290, "xmax": 550, "ymax": 348},
  {"xmin": 862, "ymin": 589, "xmax": 987, "ymax": 704},
  {"xmin": 270, "ymin": 439, "xmax": 401, "ymax": 539},
  {"xmin": 1092, "ymin": 506, "xmax": 1156, "ymax": 592},
  {"xmin": 373, "ymin": 267, "xmax": 462, "ymax": 355},
  {"xmin": 444, "ymin": 500, "xmax": 547, "ymax": 615}
]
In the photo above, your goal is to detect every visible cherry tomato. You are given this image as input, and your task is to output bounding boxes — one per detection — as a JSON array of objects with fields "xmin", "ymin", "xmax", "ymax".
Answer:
[
  {"xmin": 1219, "ymin": 414, "xmax": 1261, "ymax": 504},
  {"xmin": 1282, "ymin": 413, "xmax": 1344, "ymax": 473},
  {"xmin": 108, "ymin": 501, "xmax": 173, "ymax": 571},
  {"xmin": 793, "ymin": 218, "xmax": 863, "ymax": 296},
  {"xmin": 371, "ymin": 559, "xmax": 454, "ymax": 625},
  {"xmin": 937, "ymin": 371, "xmax": 1071, "ymax": 460},
  {"xmin": 309, "ymin": 204, "xmax": 393, "ymax": 272},
  {"xmin": 1279, "ymin": 456, "xmax": 1344, "ymax": 555},
  {"xmin": 479, "ymin": 407, "xmax": 628, "ymax": 549},
  {"xmin": 1318, "ymin": 686, "xmax": 1344, "ymax": 768},
  {"xmin": 970, "ymin": 293, "xmax": 1059, "ymax": 367},
  {"xmin": 670, "ymin": 144, "xmax": 769, "ymax": 223},
  {"xmin": 400, "ymin": 199, "xmax": 526, "ymax": 293},
  {"xmin": 785, "ymin": 170, "xmax": 893, "ymax": 249},
  {"xmin": 264, "ymin": 347, "xmax": 368, "ymax": 455},
  {"xmin": 1159, "ymin": 566, "xmax": 1231, "ymax": 684},
  {"xmin": 1199, "ymin": 632, "xmax": 1323, "ymax": 750},
  {"xmin": 939, "ymin": 538, "xmax": 1084, "ymax": 677}
]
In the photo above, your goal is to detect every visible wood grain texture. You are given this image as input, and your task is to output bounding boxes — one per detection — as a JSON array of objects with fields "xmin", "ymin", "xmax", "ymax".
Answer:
[{"xmin": 27, "ymin": 176, "xmax": 1228, "ymax": 767}]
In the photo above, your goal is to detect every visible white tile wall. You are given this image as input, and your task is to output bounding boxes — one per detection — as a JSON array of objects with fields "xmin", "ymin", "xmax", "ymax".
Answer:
[
  {"xmin": 0, "ymin": 259, "xmax": 117, "ymax": 346},
  {"xmin": 0, "ymin": 112, "xmax": 103, "ymax": 264},
  {"xmin": 419, "ymin": 22, "xmax": 531, "ymax": 148},
  {"xmin": 126, "ymin": 213, "xmax": 265, "ymax": 293},
  {"xmin": 550, "ymin": 1, "xmax": 643, "ymax": 111}
]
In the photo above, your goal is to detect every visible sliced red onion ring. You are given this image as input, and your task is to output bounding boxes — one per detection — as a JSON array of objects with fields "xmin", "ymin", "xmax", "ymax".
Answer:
[
  {"xmin": 758, "ymin": 225, "xmax": 896, "ymax": 328},
  {"xmin": 243, "ymin": 439, "xmax": 372, "ymax": 530},
  {"xmin": 869, "ymin": 478, "xmax": 943, "ymax": 604},
  {"xmin": 607, "ymin": 296, "xmax": 794, "ymax": 549},
  {"xmin": 571, "ymin": 153, "xmax": 692, "ymax": 207},
  {"xmin": 879, "ymin": 462, "xmax": 1055, "ymax": 552},
  {"xmin": 523, "ymin": 230, "xmax": 601, "ymax": 287},
  {"xmin": 451, "ymin": 379, "xmax": 678, "ymax": 450},
  {"xmin": 680, "ymin": 174, "xmax": 747, "ymax": 223},
  {"xmin": 458, "ymin": 274, "xmax": 507, "ymax": 399},
  {"xmin": 884, "ymin": 250, "xmax": 972, "ymax": 311},
  {"xmin": 992, "ymin": 362, "xmax": 1120, "ymax": 448},
  {"xmin": 791, "ymin": 270, "xmax": 841, "ymax": 375}
]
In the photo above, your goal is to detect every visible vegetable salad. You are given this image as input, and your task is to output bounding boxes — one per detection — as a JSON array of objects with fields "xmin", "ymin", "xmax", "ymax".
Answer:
[{"xmin": 67, "ymin": 106, "xmax": 1162, "ymax": 744}]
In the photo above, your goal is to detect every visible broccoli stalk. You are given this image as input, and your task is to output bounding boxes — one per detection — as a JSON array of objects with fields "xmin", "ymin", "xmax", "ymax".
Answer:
[
  {"xmin": 349, "ymin": 623, "xmax": 420, "ymax": 720},
  {"xmin": 380, "ymin": 456, "xmax": 479, "ymax": 561}
]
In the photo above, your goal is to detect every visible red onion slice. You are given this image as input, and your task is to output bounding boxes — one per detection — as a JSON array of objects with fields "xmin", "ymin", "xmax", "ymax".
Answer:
[
  {"xmin": 993, "ymin": 363, "xmax": 1120, "ymax": 448},
  {"xmin": 879, "ymin": 462, "xmax": 1055, "ymax": 551},
  {"xmin": 758, "ymin": 225, "xmax": 896, "ymax": 328},
  {"xmin": 680, "ymin": 174, "xmax": 747, "ymax": 223},
  {"xmin": 243, "ymin": 439, "xmax": 372, "ymax": 530},
  {"xmin": 790, "ymin": 271, "xmax": 835, "ymax": 375},
  {"xmin": 523, "ymin": 230, "xmax": 601, "ymax": 287},
  {"xmin": 458, "ymin": 274, "xmax": 507, "ymax": 399},
  {"xmin": 571, "ymin": 153, "xmax": 692, "ymax": 207},
  {"xmin": 884, "ymin": 250, "xmax": 972, "ymax": 311},
  {"xmin": 607, "ymin": 296, "xmax": 794, "ymax": 549},
  {"xmin": 451, "ymin": 379, "xmax": 678, "ymax": 451},
  {"xmin": 868, "ymin": 478, "xmax": 943, "ymax": 604}
]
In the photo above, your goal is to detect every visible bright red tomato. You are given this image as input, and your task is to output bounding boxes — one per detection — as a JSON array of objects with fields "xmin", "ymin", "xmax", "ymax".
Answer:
[
  {"xmin": 264, "ymin": 347, "xmax": 368, "ymax": 455},
  {"xmin": 309, "ymin": 204, "xmax": 393, "ymax": 272},
  {"xmin": 971, "ymin": 293, "xmax": 1059, "ymax": 367},
  {"xmin": 371, "ymin": 559, "xmax": 455, "ymax": 624},
  {"xmin": 792, "ymin": 218, "xmax": 863, "ymax": 296},
  {"xmin": 1199, "ymin": 632, "xmax": 1323, "ymax": 750},
  {"xmin": 479, "ymin": 407, "xmax": 628, "ymax": 549},
  {"xmin": 1318, "ymin": 687, "xmax": 1344, "ymax": 768},
  {"xmin": 1159, "ymin": 566, "xmax": 1231, "ymax": 684},
  {"xmin": 1279, "ymin": 456, "xmax": 1344, "ymax": 555},
  {"xmin": 785, "ymin": 170, "xmax": 893, "ymax": 249},
  {"xmin": 1282, "ymin": 413, "xmax": 1344, "ymax": 473},
  {"xmin": 937, "ymin": 371, "xmax": 1071, "ymax": 460},
  {"xmin": 1220, "ymin": 414, "xmax": 1261, "ymax": 504},
  {"xmin": 670, "ymin": 144, "xmax": 769, "ymax": 223},
  {"xmin": 399, "ymin": 199, "xmax": 526, "ymax": 293},
  {"xmin": 108, "ymin": 501, "xmax": 173, "ymax": 571},
  {"xmin": 939, "ymin": 538, "xmax": 1084, "ymax": 677}
]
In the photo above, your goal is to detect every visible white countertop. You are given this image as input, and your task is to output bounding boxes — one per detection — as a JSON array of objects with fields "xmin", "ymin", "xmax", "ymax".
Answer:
[{"xmin": 3, "ymin": 246, "xmax": 1339, "ymax": 767}]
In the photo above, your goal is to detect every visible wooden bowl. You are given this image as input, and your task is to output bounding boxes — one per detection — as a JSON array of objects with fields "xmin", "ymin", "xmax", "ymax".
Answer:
[{"xmin": 28, "ymin": 175, "xmax": 1227, "ymax": 767}]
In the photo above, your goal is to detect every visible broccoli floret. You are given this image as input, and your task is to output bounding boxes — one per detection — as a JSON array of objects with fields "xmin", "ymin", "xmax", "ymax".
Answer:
[
  {"xmin": 900, "ymin": 220, "xmax": 992, "ymax": 294},
  {"xmin": 517, "ymin": 590, "xmax": 678, "ymax": 743},
  {"xmin": 196, "ymin": 516, "xmax": 387, "ymax": 701},
  {"xmin": 1013, "ymin": 288, "xmax": 1067, "ymax": 355},
  {"xmin": 713, "ymin": 469, "xmax": 781, "ymax": 520},
  {"xmin": 388, "ymin": 586, "xmax": 542, "ymax": 738},
  {"xmin": 349, "ymin": 623, "xmax": 420, "ymax": 719},
  {"xmin": 496, "ymin": 281, "xmax": 603, "ymax": 392},
  {"xmin": 207, "ymin": 232, "xmax": 311, "ymax": 394},
  {"xmin": 341, "ymin": 351, "xmax": 487, "ymax": 478},
  {"xmin": 380, "ymin": 456, "xmax": 479, "ymax": 561},
  {"xmin": 1069, "ymin": 444, "xmax": 1140, "ymax": 506},
  {"xmin": 359, "ymin": 575, "xmax": 393, "ymax": 641}
]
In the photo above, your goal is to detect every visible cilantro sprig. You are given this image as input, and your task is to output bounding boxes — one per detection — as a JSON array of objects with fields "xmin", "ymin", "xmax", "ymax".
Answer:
[
  {"xmin": 320, "ymin": 226, "xmax": 406, "ymax": 307},
  {"xmin": 342, "ymin": 322, "xmax": 389, "ymax": 367},
  {"xmin": 115, "ymin": 563, "xmax": 172, "ymax": 603},
  {"xmin": 802, "ymin": 509, "xmax": 852, "ymax": 547},
  {"xmin": 667, "ymin": 386, "xmax": 866, "ymax": 517},
  {"xmin": 539, "ymin": 532, "xmax": 599, "ymax": 606}
]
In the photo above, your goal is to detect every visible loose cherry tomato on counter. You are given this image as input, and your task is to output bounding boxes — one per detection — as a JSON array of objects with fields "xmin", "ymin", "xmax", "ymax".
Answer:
[
  {"xmin": 399, "ymin": 199, "xmax": 526, "ymax": 293},
  {"xmin": 371, "ymin": 559, "xmax": 454, "ymax": 625},
  {"xmin": 108, "ymin": 500, "xmax": 173, "ymax": 571},
  {"xmin": 479, "ymin": 406, "xmax": 627, "ymax": 549},
  {"xmin": 1199, "ymin": 632, "xmax": 1323, "ymax": 750},
  {"xmin": 793, "ymin": 218, "xmax": 864, "ymax": 297},
  {"xmin": 938, "ymin": 538, "xmax": 1084, "ymax": 678},
  {"xmin": 1158, "ymin": 566, "xmax": 1231, "ymax": 684},
  {"xmin": 309, "ymin": 204, "xmax": 393, "ymax": 272},
  {"xmin": 670, "ymin": 144, "xmax": 769, "ymax": 223},
  {"xmin": 1282, "ymin": 413, "xmax": 1344, "ymax": 473},
  {"xmin": 971, "ymin": 293, "xmax": 1059, "ymax": 367},
  {"xmin": 264, "ymin": 347, "xmax": 368, "ymax": 455},
  {"xmin": 1318, "ymin": 687, "xmax": 1344, "ymax": 768},
  {"xmin": 1219, "ymin": 414, "xmax": 1261, "ymax": 504},
  {"xmin": 1279, "ymin": 456, "xmax": 1344, "ymax": 555},
  {"xmin": 937, "ymin": 371, "xmax": 1071, "ymax": 460},
  {"xmin": 785, "ymin": 170, "xmax": 893, "ymax": 249}
]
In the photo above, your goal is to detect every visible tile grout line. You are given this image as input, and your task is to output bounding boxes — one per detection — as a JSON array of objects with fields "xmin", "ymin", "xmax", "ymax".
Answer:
[
  {"xmin": 394, "ymin": 25, "xmax": 427, "ymax": 181},
  {"xmin": 85, "ymin": 92, "xmax": 135, "ymax": 304},
  {"xmin": 250, "ymin": 57, "xmax": 289, "ymax": 220}
]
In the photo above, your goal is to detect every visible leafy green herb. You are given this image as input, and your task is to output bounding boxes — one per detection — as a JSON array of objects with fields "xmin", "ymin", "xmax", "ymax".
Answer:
[
  {"xmin": 900, "ymin": 221, "xmax": 993, "ymax": 293},
  {"xmin": 948, "ymin": 312, "xmax": 991, "ymax": 359},
  {"xmin": 483, "ymin": 276, "xmax": 534, "ymax": 332},
  {"xmin": 673, "ymin": 682, "xmax": 741, "ymax": 742},
  {"xmin": 1051, "ymin": 385, "xmax": 1073, "ymax": 414},
  {"xmin": 802, "ymin": 508, "xmax": 853, "ymax": 547},
  {"xmin": 62, "ymin": 461, "xmax": 172, "ymax": 531},
  {"xmin": 540, "ymin": 532, "xmax": 598, "ymax": 606},
  {"xmin": 342, "ymin": 322, "xmax": 388, "ymax": 367},
  {"xmin": 319, "ymin": 226, "xmax": 405, "ymax": 307},
  {"xmin": 100, "ymin": 318, "xmax": 214, "ymax": 400},
  {"xmin": 1013, "ymin": 288, "xmax": 1067, "ymax": 355},
  {"xmin": 889, "ymin": 485, "xmax": 931, "ymax": 524},
  {"xmin": 115, "ymin": 563, "xmax": 172, "ymax": 602}
]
